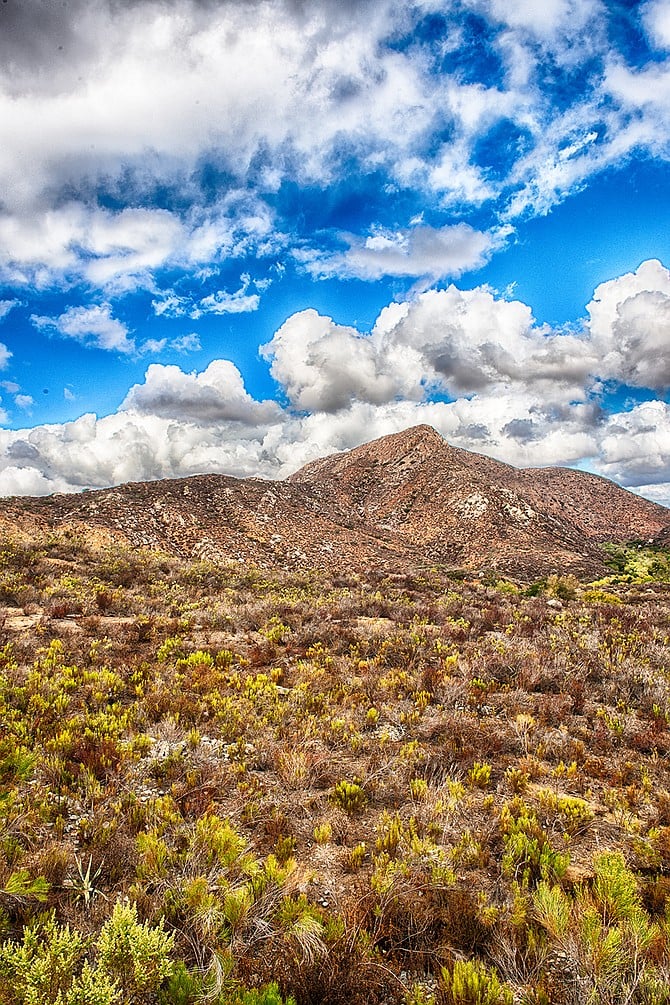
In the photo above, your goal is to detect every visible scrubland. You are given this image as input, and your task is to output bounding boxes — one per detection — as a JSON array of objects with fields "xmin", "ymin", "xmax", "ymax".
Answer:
[{"xmin": 2, "ymin": 532, "xmax": 670, "ymax": 1003}]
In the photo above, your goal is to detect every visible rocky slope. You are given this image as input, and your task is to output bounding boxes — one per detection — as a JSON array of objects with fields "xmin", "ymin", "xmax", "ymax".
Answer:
[
  {"xmin": 2, "ymin": 424, "xmax": 669, "ymax": 579},
  {"xmin": 289, "ymin": 425, "xmax": 670, "ymax": 577}
]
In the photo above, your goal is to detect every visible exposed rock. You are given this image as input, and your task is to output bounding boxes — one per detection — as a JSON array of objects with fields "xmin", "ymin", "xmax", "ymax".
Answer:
[{"xmin": 1, "ymin": 424, "xmax": 668, "ymax": 580}]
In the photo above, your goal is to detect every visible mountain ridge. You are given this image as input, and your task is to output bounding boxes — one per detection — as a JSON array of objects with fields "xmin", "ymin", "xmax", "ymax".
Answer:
[{"xmin": 1, "ymin": 424, "xmax": 668, "ymax": 580}]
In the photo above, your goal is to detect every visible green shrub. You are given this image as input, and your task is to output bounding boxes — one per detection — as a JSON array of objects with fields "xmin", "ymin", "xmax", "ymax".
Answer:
[
  {"xmin": 231, "ymin": 982, "xmax": 296, "ymax": 1005},
  {"xmin": 0, "ymin": 913, "xmax": 118, "ymax": 1005},
  {"xmin": 330, "ymin": 779, "xmax": 367, "ymax": 814},
  {"xmin": 441, "ymin": 959, "xmax": 513, "ymax": 1005},
  {"xmin": 95, "ymin": 900, "xmax": 175, "ymax": 1003},
  {"xmin": 156, "ymin": 961, "xmax": 203, "ymax": 1005},
  {"xmin": 533, "ymin": 853, "xmax": 666, "ymax": 1003},
  {"xmin": 467, "ymin": 762, "xmax": 491, "ymax": 789},
  {"xmin": 501, "ymin": 801, "xmax": 569, "ymax": 886}
]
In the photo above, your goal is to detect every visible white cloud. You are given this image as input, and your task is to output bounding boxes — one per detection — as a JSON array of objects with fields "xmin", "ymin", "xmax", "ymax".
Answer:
[
  {"xmin": 465, "ymin": 0, "xmax": 603, "ymax": 42},
  {"xmin": 0, "ymin": 465, "xmax": 72, "ymax": 497},
  {"xmin": 195, "ymin": 277, "xmax": 261, "ymax": 317},
  {"xmin": 605, "ymin": 59, "xmax": 670, "ymax": 119},
  {"xmin": 152, "ymin": 292, "xmax": 192, "ymax": 318},
  {"xmin": 262, "ymin": 283, "xmax": 595, "ymax": 413},
  {"xmin": 0, "ymin": 200, "xmax": 278, "ymax": 291},
  {"xmin": 300, "ymin": 223, "xmax": 496, "ymax": 283},
  {"xmin": 424, "ymin": 144, "xmax": 497, "ymax": 205},
  {"xmin": 0, "ymin": 2, "xmax": 438, "ymax": 213},
  {"xmin": 122, "ymin": 360, "xmax": 281, "ymax": 426},
  {"xmin": 2, "ymin": 261, "xmax": 670, "ymax": 501},
  {"xmin": 261, "ymin": 309, "xmax": 425, "ymax": 412},
  {"xmin": 262, "ymin": 394, "xmax": 600, "ymax": 476},
  {"xmin": 597, "ymin": 400, "xmax": 670, "ymax": 486},
  {"xmin": 140, "ymin": 332, "xmax": 202, "ymax": 355},
  {"xmin": 171, "ymin": 333, "xmax": 201, "ymax": 354},
  {"xmin": 631, "ymin": 482, "xmax": 670, "ymax": 507},
  {"xmin": 0, "ymin": 388, "xmax": 598, "ymax": 498},
  {"xmin": 599, "ymin": 59, "xmax": 670, "ymax": 169},
  {"xmin": 141, "ymin": 339, "xmax": 168, "ymax": 355},
  {"xmin": 0, "ymin": 0, "xmax": 650, "ymax": 289},
  {"xmin": 0, "ymin": 406, "xmax": 287, "ymax": 494},
  {"xmin": 586, "ymin": 259, "xmax": 670, "ymax": 389},
  {"xmin": 643, "ymin": 0, "xmax": 670, "ymax": 50},
  {"xmin": 81, "ymin": 207, "xmax": 185, "ymax": 286},
  {"xmin": 371, "ymin": 285, "xmax": 595, "ymax": 397},
  {"xmin": 32, "ymin": 303, "xmax": 135, "ymax": 354},
  {"xmin": 14, "ymin": 394, "xmax": 34, "ymax": 411},
  {"xmin": 152, "ymin": 275, "xmax": 264, "ymax": 321},
  {"xmin": 0, "ymin": 299, "xmax": 19, "ymax": 320}
]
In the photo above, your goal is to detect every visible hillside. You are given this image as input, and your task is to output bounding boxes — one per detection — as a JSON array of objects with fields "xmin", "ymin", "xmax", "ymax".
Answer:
[
  {"xmin": 290, "ymin": 425, "xmax": 670, "ymax": 577},
  {"xmin": 2, "ymin": 429, "xmax": 670, "ymax": 1002},
  {"xmin": 2, "ymin": 524, "xmax": 670, "ymax": 1004},
  {"xmin": 2, "ymin": 424, "xmax": 669, "ymax": 581}
]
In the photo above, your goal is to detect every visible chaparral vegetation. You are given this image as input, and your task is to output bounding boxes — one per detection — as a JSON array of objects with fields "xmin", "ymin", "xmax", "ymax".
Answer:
[{"xmin": 2, "ymin": 530, "xmax": 670, "ymax": 1003}]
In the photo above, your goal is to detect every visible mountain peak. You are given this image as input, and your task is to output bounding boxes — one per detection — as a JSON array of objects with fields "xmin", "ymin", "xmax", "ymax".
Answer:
[
  {"xmin": 379, "ymin": 423, "xmax": 445, "ymax": 449},
  {"xmin": 1, "ymin": 424, "xmax": 669, "ymax": 580},
  {"xmin": 289, "ymin": 424, "xmax": 448, "ymax": 485}
]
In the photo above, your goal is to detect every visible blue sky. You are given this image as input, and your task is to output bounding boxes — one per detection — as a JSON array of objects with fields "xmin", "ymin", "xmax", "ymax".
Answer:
[{"xmin": 1, "ymin": 0, "xmax": 670, "ymax": 501}]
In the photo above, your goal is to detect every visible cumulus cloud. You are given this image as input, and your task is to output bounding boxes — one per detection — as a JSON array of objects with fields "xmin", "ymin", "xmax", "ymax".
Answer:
[
  {"xmin": 265, "ymin": 395, "xmax": 600, "ymax": 476},
  {"xmin": 0, "ymin": 407, "xmax": 287, "ymax": 495},
  {"xmin": 631, "ymin": 482, "xmax": 670, "ymax": 507},
  {"xmin": 261, "ymin": 309, "xmax": 424, "ymax": 412},
  {"xmin": 598, "ymin": 400, "xmax": 670, "ymax": 487},
  {"xmin": 261, "ymin": 283, "xmax": 596, "ymax": 413},
  {"xmin": 0, "ymin": 465, "xmax": 72, "ymax": 498},
  {"xmin": 644, "ymin": 0, "xmax": 670, "ymax": 50},
  {"xmin": 587, "ymin": 259, "xmax": 670, "ymax": 389},
  {"xmin": 373, "ymin": 285, "xmax": 595, "ymax": 397},
  {"xmin": 2, "ymin": 260, "xmax": 670, "ymax": 500},
  {"xmin": 32, "ymin": 303, "xmax": 135, "ymax": 354},
  {"xmin": 122, "ymin": 359, "xmax": 281, "ymax": 425},
  {"xmin": 0, "ymin": 389, "xmax": 599, "ymax": 498}
]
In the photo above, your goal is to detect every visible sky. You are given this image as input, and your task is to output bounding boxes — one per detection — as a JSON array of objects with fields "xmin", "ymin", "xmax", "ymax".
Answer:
[{"xmin": 1, "ymin": 0, "xmax": 670, "ymax": 503}]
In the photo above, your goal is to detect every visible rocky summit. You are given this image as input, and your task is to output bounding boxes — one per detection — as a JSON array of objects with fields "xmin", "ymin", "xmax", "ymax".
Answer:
[{"xmin": 2, "ymin": 424, "xmax": 669, "ymax": 579}]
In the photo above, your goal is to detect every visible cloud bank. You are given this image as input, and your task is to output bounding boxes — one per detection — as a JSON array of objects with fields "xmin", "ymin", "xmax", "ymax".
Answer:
[
  {"xmin": 1, "ymin": 259, "xmax": 670, "ymax": 503},
  {"xmin": 0, "ymin": 0, "xmax": 668, "ymax": 294}
]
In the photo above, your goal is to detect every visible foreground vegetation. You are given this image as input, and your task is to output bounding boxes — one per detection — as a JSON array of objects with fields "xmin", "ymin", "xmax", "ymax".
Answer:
[{"xmin": 2, "ymin": 530, "xmax": 670, "ymax": 1002}]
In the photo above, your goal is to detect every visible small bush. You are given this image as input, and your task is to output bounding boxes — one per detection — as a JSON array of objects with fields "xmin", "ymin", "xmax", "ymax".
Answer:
[{"xmin": 331, "ymin": 780, "xmax": 367, "ymax": 814}]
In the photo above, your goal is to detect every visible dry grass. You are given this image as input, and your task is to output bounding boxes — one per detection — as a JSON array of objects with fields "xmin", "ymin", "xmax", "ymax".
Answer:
[{"xmin": 1, "ymin": 535, "xmax": 670, "ymax": 1002}]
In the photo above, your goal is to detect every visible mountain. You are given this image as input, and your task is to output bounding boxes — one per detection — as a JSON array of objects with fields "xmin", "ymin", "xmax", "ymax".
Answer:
[
  {"xmin": 2, "ymin": 424, "xmax": 669, "ymax": 579},
  {"xmin": 289, "ymin": 425, "xmax": 670, "ymax": 578}
]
